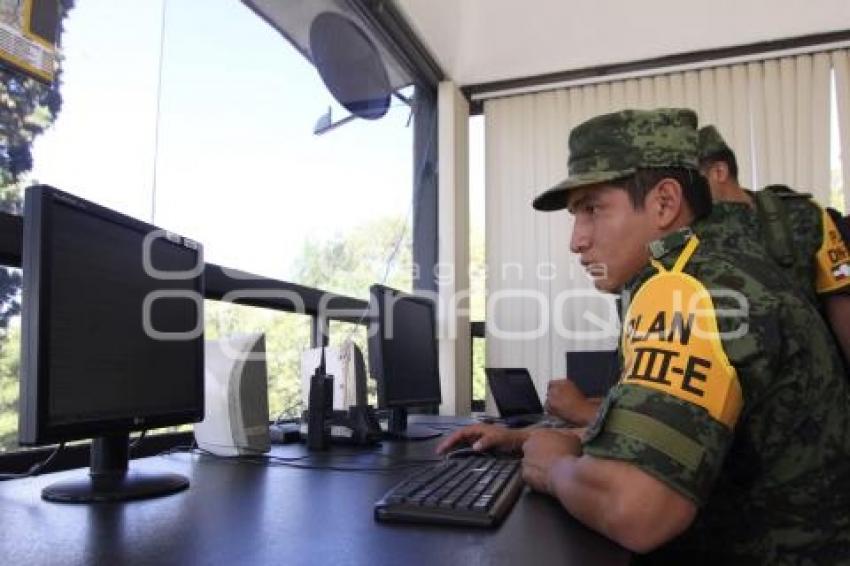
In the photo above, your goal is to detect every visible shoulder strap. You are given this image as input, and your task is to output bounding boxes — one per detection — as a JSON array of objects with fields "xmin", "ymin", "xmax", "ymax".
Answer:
[
  {"xmin": 649, "ymin": 235, "xmax": 700, "ymax": 274},
  {"xmin": 754, "ymin": 188, "xmax": 795, "ymax": 268},
  {"xmin": 762, "ymin": 184, "xmax": 812, "ymax": 199}
]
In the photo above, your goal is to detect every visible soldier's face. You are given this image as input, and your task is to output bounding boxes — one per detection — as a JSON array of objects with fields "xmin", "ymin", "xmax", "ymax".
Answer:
[{"xmin": 567, "ymin": 185, "xmax": 656, "ymax": 292}]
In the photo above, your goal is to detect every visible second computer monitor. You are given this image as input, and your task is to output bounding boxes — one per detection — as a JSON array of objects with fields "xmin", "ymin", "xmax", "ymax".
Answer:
[{"xmin": 368, "ymin": 284, "xmax": 441, "ymax": 439}]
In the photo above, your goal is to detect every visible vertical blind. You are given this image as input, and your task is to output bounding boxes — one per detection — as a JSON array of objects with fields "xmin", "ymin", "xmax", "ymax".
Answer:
[{"xmin": 483, "ymin": 49, "xmax": 849, "ymax": 392}]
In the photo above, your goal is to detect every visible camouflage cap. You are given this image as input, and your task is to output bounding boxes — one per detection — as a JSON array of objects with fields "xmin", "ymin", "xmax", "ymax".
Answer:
[
  {"xmin": 697, "ymin": 125, "xmax": 732, "ymax": 161},
  {"xmin": 532, "ymin": 108, "xmax": 700, "ymax": 211}
]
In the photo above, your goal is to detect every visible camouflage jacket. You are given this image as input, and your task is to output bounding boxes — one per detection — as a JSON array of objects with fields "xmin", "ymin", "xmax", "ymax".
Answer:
[
  {"xmin": 698, "ymin": 188, "xmax": 850, "ymax": 308},
  {"xmin": 583, "ymin": 219, "xmax": 850, "ymax": 564}
]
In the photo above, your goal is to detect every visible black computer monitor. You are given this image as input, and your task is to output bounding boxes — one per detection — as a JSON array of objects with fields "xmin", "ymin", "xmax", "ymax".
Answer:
[
  {"xmin": 367, "ymin": 284, "xmax": 441, "ymax": 440},
  {"xmin": 19, "ymin": 185, "xmax": 205, "ymax": 503},
  {"xmin": 565, "ymin": 350, "xmax": 620, "ymax": 397}
]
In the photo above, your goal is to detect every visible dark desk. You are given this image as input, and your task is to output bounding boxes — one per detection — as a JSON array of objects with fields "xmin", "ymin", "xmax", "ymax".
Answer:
[{"xmin": 0, "ymin": 417, "xmax": 630, "ymax": 566}]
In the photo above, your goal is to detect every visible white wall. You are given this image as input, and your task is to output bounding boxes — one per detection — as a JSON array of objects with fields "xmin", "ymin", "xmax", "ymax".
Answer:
[
  {"xmin": 438, "ymin": 82, "xmax": 472, "ymax": 415},
  {"xmin": 398, "ymin": 0, "xmax": 850, "ymax": 86}
]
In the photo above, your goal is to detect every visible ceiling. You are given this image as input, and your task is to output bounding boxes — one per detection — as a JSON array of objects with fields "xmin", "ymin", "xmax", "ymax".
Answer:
[{"xmin": 395, "ymin": 0, "xmax": 850, "ymax": 88}]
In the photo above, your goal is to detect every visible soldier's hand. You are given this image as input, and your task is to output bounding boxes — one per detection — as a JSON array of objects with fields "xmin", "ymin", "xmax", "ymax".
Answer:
[
  {"xmin": 521, "ymin": 429, "xmax": 582, "ymax": 494},
  {"xmin": 545, "ymin": 378, "xmax": 599, "ymax": 426},
  {"xmin": 435, "ymin": 424, "xmax": 528, "ymax": 456}
]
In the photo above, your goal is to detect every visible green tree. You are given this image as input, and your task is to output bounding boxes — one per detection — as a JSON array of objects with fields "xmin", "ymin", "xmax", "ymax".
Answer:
[
  {"xmin": 275, "ymin": 214, "xmax": 413, "ymax": 415},
  {"xmin": 0, "ymin": 0, "xmax": 76, "ymax": 194},
  {"xmin": 293, "ymin": 214, "xmax": 413, "ymax": 297},
  {"xmin": 0, "ymin": 323, "xmax": 19, "ymax": 451},
  {"xmin": 1, "ymin": 1, "xmax": 76, "ymax": 337},
  {"xmin": 295, "ymin": 214, "xmax": 488, "ymax": 403},
  {"xmin": 0, "ymin": 2, "xmax": 76, "ymax": 452},
  {"xmin": 469, "ymin": 226, "xmax": 486, "ymax": 401},
  {"xmin": 204, "ymin": 214, "xmax": 413, "ymax": 420},
  {"xmin": 0, "ymin": 268, "xmax": 21, "ymax": 330}
]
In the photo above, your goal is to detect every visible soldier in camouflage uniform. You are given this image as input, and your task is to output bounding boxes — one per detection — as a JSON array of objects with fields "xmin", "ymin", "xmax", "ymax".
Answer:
[
  {"xmin": 438, "ymin": 108, "xmax": 850, "ymax": 563},
  {"xmin": 545, "ymin": 125, "xmax": 850, "ymax": 426},
  {"xmin": 697, "ymin": 125, "xmax": 850, "ymax": 368}
]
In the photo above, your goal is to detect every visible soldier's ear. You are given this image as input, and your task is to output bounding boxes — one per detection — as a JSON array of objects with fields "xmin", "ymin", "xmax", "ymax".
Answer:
[
  {"xmin": 651, "ymin": 178, "xmax": 684, "ymax": 229},
  {"xmin": 701, "ymin": 162, "xmax": 728, "ymax": 185},
  {"xmin": 714, "ymin": 162, "xmax": 731, "ymax": 183}
]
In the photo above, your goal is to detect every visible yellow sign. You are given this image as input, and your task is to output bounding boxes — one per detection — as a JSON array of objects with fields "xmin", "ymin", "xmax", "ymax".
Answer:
[
  {"xmin": 0, "ymin": 0, "xmax": 58, "ymax": 83},
  {"xmin": 815, "ymin": 207, "xmax": 850, "ymax": 293},
  {"xmin": 621, "ymin": 270, "xmax": 742, "ymax": 429}
]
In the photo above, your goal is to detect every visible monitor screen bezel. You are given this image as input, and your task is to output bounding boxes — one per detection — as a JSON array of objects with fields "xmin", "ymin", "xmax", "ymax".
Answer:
[
  {"xmin": 368, "ymin": 284, "xmax": 442, "ymax": 409},
  {"xmin": 19, "ymin": 185, "xmax": 205, "ymax": 446}
]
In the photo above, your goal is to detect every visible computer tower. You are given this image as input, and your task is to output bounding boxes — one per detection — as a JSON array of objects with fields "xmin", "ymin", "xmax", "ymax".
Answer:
[{"xmin": 300, "ymin": 341, "xmax": 368, "ymax": 411}]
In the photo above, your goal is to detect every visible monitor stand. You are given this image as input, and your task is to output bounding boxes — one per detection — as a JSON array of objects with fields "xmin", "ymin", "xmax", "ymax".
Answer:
[
  {"xmin": 382, "ymin": 407, "xmax": 441, "ymax": 441},
  {"xmin": 42, "ymin": 433, "xmax": 189, "ymax": 503}
]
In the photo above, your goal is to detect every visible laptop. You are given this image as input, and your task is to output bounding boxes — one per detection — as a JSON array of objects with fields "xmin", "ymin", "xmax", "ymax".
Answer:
[{"xmin": 484, "ymin": 368, "xmax": 547, "ymax": 427}]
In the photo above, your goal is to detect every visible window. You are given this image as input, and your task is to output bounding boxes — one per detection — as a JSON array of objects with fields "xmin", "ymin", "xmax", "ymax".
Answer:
[
  {"xmin": 29, "ymin": 0, "xmax": 415, "ymax": 296},
  {"xmin": 0, "ymin": 0, "xmax": 424, "ymax": 453},
  {"xmin": 469, "ymin": 116, "xmax": 486, "ymax": 405}
]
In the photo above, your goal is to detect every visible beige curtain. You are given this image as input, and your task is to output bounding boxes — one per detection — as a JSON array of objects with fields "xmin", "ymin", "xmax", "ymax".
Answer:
[
  {"xmin": 749, "ymin": 54, "xmax": 832, "ymax": 199},
  {"xmin": 484, "ymin": 90, "xmax": 619, "ymax": 394},
  {"xmin": 483, "ymin": 50, "xmax": 844, "ymax": 389}
]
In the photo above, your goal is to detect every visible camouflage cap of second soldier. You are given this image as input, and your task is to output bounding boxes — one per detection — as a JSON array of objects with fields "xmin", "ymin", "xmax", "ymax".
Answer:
[
  {"xmin": 697, "ymin": 125, "xmax": 732, "ymax": 161},
  {"xmin": 532, "ymin": 108, "xmax": 700, "ymax": 211}
]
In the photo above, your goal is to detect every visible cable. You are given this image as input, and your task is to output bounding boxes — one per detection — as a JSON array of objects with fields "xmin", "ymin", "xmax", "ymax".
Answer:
[
  {"xmin": 149, "ymin": 0, "xmax": 168, "ymax": 223},
  {"xmin": 156, "ymin": 440, "xmax": 197, "ymax": 458},
  {"xmin": 259, "ymin": 460, "xmax": 433, "ymax": 473},
  {"xmin": 158, "ymin": 444, "xmax": 308, "ymax": 464},
  {"xmin": 0, "ymin": 442, "xmax": 65, "ymax": 481},
  {"xmin": 259, "ymin": 449, "xmax": 441, "ymax": 473},
  {"xmin": 129, "ymin": 430, "xmax": 147, "ymax": 451},
  {"xmin": 405, "ymin": 424, "xmax": 459, "ymax": 433},
  {"xmin": 160, "ymin": 444, "xmax": 441, "ymax": 474},
  {"xmin": 334, "ymin": 89, "xmax": 436, "ymax": 346},
  {"xmin": 334, "ymin": 206, "xmax": 411, "ymax": 348},
  {"xmin": 273, "ymin": 400, "xmax": 304, "ymax": 425}
]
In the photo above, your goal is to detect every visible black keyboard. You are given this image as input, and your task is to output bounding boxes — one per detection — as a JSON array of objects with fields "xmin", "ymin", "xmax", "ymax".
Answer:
[{"xmin": 374, "ymin": 455, "xmax": 524, "ymax": 527}]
